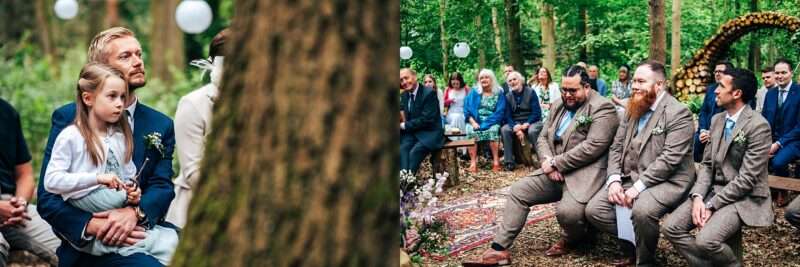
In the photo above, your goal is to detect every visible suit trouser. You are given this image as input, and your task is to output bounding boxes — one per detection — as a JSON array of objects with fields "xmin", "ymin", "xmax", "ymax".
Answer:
[
  {"xmin": 771, "ymin": 143, "xmax": 800, "ymax": 177},
  {"xmin": 493, "ymin": 173, "xmax": 588, "ymax": 249},
  {"xmin": 0, "ymin": 204, "xmax": 60, "ymax": 267},
  {"xmin": 785, "ymin": 194, "xmax": 800, "ymax": 229},
  {"xmin": 400, "ymin": 136, "xmax": 432, "ymax": 174},
  {"xmin": 500, "ymin": 122, "xmax": 543, "ymax": 165},
  {"xmin": 662, "ymin": 199, "xmax": 743, "ymax": 267},
  {"xmin": 586, "ymin": 182, "xmax": 671, "ymax": 267}
]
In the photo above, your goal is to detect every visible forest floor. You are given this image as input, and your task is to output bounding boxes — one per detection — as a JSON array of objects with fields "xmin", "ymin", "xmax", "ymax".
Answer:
[{"xmin": 419, "ymin": 156, "xmax": 800, "ymax": 267}]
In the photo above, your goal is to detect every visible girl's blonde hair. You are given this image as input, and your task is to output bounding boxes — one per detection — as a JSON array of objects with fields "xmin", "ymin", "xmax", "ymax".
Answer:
[{"xmin": 74, "ymin": 63, "xmax": 134, "ymax": 166}]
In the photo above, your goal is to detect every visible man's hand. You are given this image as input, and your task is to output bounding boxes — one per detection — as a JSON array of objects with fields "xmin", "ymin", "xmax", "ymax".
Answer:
[
  {"xmin": 92, "ymin": 207, "xmax": 138, "ymax": 246},
  {"xmin": 1, "ymin": 197, "xmax": 30, "ymax": 227},
  {"xmin": 623, "ymin": 187, "xmax": 640, "ymax": 207},
  {"xmin": 86, "ymin": 218, "xmax": 146, "ymax": 246},
  {"xmin": 691, "ymin": 197, "xmax": 707, "ymax": 228},
  {"xmin": 541, "ymin": 156, "xmax": 555, "ymax": 174},
  {"xmin": 546, "ymin": 170, "xmax": 564, "ymax": 182},
  {"xmin": 770, "ymin": 143, "xmax": 781, "ymax": 157},
  {"xmin": 607, "ymin": 182, "xmax": 626, "ymax": 206},
  {"xmin": 699, "ymin": 131, "xmax": 710, "ymax": 144},
  {"xmin": 513, "ymin": 124, "xmax": 523, "ymax": 132}
]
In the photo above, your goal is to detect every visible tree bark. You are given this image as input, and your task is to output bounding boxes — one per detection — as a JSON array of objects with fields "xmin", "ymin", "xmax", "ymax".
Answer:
[
  {"xmin": 504, "ymin": 0, "xmax": 522, "ymax": 74},
  {"xmin": 748, "ymin": 0, "xmax": 760, "ymax": 71},
  {"xmin": 33, "ymin": 0, "xmax": 56, "ymax": 61},
  {"xmin": 491, "ymin": 7, "xmax": 505, "ymax": 66},
  {"xmin": 86, "ymin": 0, "xmax": 105, "ymax": 46},
  {"xmin": 149, "ymin": 0, "xmax": 185, "ymax": 84},
  {"xmin": 540, "ymin": 1, "xmax": 556, "ymax": 72},
  {"xmin": 578, "ymin": 5, "xmax": 588, "ymax": 62},
  {"xmin": 670, "ymin": 0, "xmax": 681, "ymax": 75},
  {"xmin": 439, "ymin": 0, "xmax": 448, "ymax": 78},
  {"xmin": 105, "ymin": 0, "xmax": 119, "ymax": 27},
  {"xmin": 475, "ymin": 15, "xmax": 486, "ymax": 69},
  {"xmin": 170, "ymin": 0, "xmax": 398, "ymax": 266},
  {"xmin": 648, "ymin": 0, "xmax": 667, "ymax": 63}
]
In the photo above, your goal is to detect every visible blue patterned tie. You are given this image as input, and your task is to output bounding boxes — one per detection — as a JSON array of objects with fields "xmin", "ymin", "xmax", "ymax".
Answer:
[
  {"xmin": 556, "ymin": 111, "xmax": 575, "ymax": 139},
  {"xmin": 724, "ymin": 118, "xmax": 735, "ymax": 141}
]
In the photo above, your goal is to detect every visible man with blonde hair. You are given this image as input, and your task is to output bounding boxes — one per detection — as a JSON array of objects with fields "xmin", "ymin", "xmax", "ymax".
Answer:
[{"xmin": 39, "ymin": 27, "xmax": 177, "ymax": 266}]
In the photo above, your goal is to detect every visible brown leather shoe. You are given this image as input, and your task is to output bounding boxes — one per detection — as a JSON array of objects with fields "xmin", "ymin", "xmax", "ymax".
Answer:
[
  {"xmin": 610, "ymin": 257, "xmax": 635, "ymax": 266},
  {"xmin": 544, "ymin": 239, "xmax": 570, "ymax": 257},
  {"xmin": 461, "ymin": 248, "xmax": 511, "ymax": 266}
]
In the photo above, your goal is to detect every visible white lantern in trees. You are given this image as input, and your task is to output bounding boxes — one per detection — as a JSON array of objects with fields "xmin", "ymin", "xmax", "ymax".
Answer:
[
  {"xmin": 54, "ymin": 0, "xmax": 79, "ymax": 20},
  {"xmin": 400, "ymin": 46, "xmax": 413, "ymax": 60},
  {"xmin": 453, "ymin": 42, "xmax": 470, "ymax": 58},
  {"xmin": 175, "ymin": 0, "xmax": 213, "ymax": 34}
]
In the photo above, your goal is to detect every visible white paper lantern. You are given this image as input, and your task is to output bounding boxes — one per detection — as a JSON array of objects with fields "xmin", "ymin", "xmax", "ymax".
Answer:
[
  {"xmin": 175, "ymin": 0, "xmax": 213, "ymax": 34},
  {"xmin": 453, "ymin": 42, "xmax": 470, "ymax": 58},
  {"xmin": 53, "ymin": 0, "xmax": 79, "ymax": 20},
  {"xmin": 400, "ymin": 46, "xmax": 413, "ymax": 60}
]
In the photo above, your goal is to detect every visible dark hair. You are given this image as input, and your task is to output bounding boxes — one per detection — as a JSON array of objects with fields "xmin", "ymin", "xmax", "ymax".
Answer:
[
  {"xmin": 423, "ymin": 74, "xmax": 437, "ymax": 90},
  {"xmin": 448, "ymin": 72, "xmax": 466, "ymax": 89},
  {"xmin": 562, "ymin": 65, "xmax": 590, "ymax": 86},
  {"xmin": 209, "ymin": 28, "xmax": 229, "ymax": 60},
  {"xmin": 774, "ymin": 58, "xmax": 794, "ymax": 71},
  {"xmin": 638, "ymin": 60, "xmax": 667, "ymax": 81},
  {"xmin": 715, "ymin": 60, "xmax": 734, "ymax": 71},
  {"xmin": 762, "ymin": 66, "xmax": 774, "ymax": 73},
  {"xmin": 723, "ymin": 67, "xmax": 757, "ymax": 104}
]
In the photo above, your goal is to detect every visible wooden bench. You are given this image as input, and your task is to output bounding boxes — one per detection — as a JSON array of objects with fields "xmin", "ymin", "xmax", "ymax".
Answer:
[
  {"xmin": 431, "ymin": 138, "xmax": 475, "ymax": 188},
  {"xmin": 768, "ymin": 175, "xmax": 800, "ymax": 192}
]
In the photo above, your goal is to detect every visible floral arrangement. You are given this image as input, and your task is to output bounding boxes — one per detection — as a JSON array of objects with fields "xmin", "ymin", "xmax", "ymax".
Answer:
[{"xmin": 400, "ymin": 170, "xmax": 450, "ymax": 263}]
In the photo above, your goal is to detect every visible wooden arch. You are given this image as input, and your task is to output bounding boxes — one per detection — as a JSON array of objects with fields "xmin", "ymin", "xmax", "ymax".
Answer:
[{"xmin": 672, "ymin": 12, "xmax": 800, "ymax": 101}]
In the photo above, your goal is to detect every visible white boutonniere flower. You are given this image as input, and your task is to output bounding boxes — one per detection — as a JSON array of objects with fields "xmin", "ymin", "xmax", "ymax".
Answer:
[
  {"xmin": 652, "ymin": 125, "xmax": 665, "ymax": 135},
  {"xmin": 733, "ymin": 131, "xmax": 747, "ymax": 145},
  {"xmin": 576, "ymin": 114, "xmax": 592, "ymax": 127},
  {"xmin": 144, "ymin": 132, "xmax": 165, "ymax": 157}
]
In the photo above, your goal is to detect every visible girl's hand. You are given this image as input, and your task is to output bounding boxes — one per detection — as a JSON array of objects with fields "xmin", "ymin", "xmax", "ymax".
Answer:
[
  {"xmin": 125, "ymin": 184, "xmax": 142, "ymax": 205},
  {"xmin": 97, "ymin": 174, "xmax": 124, "ymax": 190}
]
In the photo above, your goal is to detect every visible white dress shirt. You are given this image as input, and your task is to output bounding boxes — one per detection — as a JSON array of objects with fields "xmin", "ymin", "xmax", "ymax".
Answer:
[{"xmin": 44, "ymin": 125, "xmax": 137, "ymax": 200}]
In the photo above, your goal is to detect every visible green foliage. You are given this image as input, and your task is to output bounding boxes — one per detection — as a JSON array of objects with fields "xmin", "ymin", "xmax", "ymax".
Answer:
[{"xmin": 685, "ymin": 94, "xmax": 704, "ymax": 115}]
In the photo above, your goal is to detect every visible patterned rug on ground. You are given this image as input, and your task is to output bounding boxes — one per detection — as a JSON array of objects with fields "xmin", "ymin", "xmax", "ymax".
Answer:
[{"xmin": 423, "ymin": 186, "xmax": 556, "ymax": 257}]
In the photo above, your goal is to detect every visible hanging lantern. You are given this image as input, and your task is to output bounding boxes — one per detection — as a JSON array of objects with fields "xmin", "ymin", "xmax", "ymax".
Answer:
[
  {"xmin": 400, "ymin": 46, "xmax": 413, "ymax": 60},
  {"xmin": 175, "ymin": 0, "xmax": 213, "ymax": 34},
  {"xmin": 54, "ymin": 0, "xmax": 79, "ymax": 20},
  {"xmin": 453, "ymin": 42, "xmax": 470, "ymax": 58}
]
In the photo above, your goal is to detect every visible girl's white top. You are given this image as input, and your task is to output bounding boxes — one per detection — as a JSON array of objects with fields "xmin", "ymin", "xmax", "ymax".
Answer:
[{"xmin": 44, "ymin": 125, "xmax": 136, "ymax": 200}]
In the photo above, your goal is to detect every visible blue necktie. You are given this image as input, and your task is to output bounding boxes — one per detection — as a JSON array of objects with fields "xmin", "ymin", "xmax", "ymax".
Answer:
[
  {"xmin": 556, "ymin": 111, "xmax": 575, "ymax": 139},
  {"xmin": 637, "ymin": 111, "xmax": 653, "ymax": 135},
  {"xmin": 724, "ymin": 118, "xmax": 735, "ymax": 141}
]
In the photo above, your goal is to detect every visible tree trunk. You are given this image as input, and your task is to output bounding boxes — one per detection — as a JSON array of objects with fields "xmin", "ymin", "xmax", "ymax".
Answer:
[
  {"xmin": 504, "ymin": 0, "xmax": 522, "ymax": 74},
  {"xmin": 149, "ymin": 0, "xmax": 185, "ymax": 84},
  {"xmin": 33, "ymin": 0, "xmax": 56, "ymax": 61},
  {"xmin": 475, "ymin": 15, "xmax": 486, "ymax": 69},
  {"xmin": 170, "ymin": 0, "xmax": 398, "ymax": 266},
  {"xmin": 670, "ymin": 0, "xmax": 681, "ymax": 75},
  {"xmin": 105, "ymin": 0, "xmax": 119, "ymax": 27},
  {"xmin": 578, "ymin": 5, "xmax": 588, "ymax": 62},
  {"xmin": 540, "ymin": 1, "xmax": 556, "ymax": 72},
  {"xmin": 748, "ymin": 0, "xmax": 760, "ymax": 71},
  {"xmin": 439, "ymin": 0, "xmax": 448, "ymax": 78},
  {"xmin": 491, "ymin": 7, "xmax": 504, "ymax": 66},
  {"xmin": 86, "ymin": 0, "xmax": 105, "ymax": 46},
  {"xmin": 648, "ymin": 0, "xmax": 667, "ymax": 63}
]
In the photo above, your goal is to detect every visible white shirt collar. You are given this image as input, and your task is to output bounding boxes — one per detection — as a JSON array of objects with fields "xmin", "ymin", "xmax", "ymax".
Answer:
[
  {"xmin": 649, "ymin": 91, "xmax": 667, "ymax": 111},
  {"xmin": 725, "ymin": 104, "xmax": 746, "ymax": 123},
  {"xmin": 782, "ymin": 81, "xmax": 794, "ymax": 91},
  {"xmin": 126, "ymin": 97, "xmax": 138, "ymax": 117},
  {"xmin": 412, "ymin": 83, "xmax": 419, "ymax": 96}
]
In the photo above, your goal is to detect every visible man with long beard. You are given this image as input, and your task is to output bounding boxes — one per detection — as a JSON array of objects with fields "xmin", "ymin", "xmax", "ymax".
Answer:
[
  {"xmin": 464, "ymin": 66, "xmax": 618, "ymax": 266},
  {"xmin": 586, "ymin": 61, "xmax": 695, "ymax": 267}
]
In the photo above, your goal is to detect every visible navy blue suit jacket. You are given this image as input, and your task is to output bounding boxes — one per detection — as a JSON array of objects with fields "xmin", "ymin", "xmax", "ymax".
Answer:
[
  {"xmin": 401, "ymin": 84, "xmax": 444, "ymax": 150},
  {"xmin": 762, "ymin": 81, "xmax": 800, "ymax": 146},
  {"xmin": 37, "ymin": 102, "xmax": 176, "ymax": 266}
]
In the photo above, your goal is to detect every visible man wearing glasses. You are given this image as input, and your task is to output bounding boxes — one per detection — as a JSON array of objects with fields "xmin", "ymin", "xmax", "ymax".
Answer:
[
  {"xmin": 694, "ymin": 61, "xmax": 733, "ymax": 163},
  {"xmin": 465, "ymin": 65, "xmax": 619, "ymax": 266},
  {"xmin": 586, "ymin": 61, "xmax": 695, "ymax": 266}
]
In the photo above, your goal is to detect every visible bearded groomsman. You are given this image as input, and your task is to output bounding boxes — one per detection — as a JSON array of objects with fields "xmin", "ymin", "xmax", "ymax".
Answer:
[
  {"xmin": 662, "ymin": 67, "xmax": 772, "ymax": 267},
  {"xmin": 586, "ymin": 61, "xmax": 696, "ymax": 267}
]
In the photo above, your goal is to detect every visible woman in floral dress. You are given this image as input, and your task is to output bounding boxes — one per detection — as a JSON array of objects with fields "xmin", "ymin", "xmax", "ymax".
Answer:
[{"xmin": 464, "ymin": 69, "xmax": 507, "ymax": 172}]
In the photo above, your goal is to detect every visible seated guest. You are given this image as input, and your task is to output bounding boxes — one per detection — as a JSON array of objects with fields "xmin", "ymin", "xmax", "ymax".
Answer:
[
  {"xmin": 663, "ymin": 67, "xmax": 773, "ymax": 267},
  {"xmin": 423, "ymin": 74, "xmax": 445, "ymax": 117},
  {"xmin": 0, "ymin": 98, "xmax": 60, "ymax": 266},
  {"xmin": 764, "ymin": 59, "xmax": 800, "ymax": 206},
  {"xmin": 464, "ymin": 65, "xmax": 618, "ymax": 266},
  {"xmin": 756, "ymin": 66, "xmax": 775, "ymax": 113},
  {"xmin": 694, "ymin": 61, "xmax": 733, "ymax": 162},
  {"xmin": 586, "ymin": 61, "xmax": 695, "ymax": 266},
  {"xmin": 400, "ymin": 68, "xmax": 444, "ymax": 174},
  {"xmin": 464, "ymin": 69, "xmax": 507, "ymax": 172},
  {"xmin": 610, "ymin": 64, "xmax": 633, "ymax": 115},
  {"xmin": 528, "ymin": 66, "xmax": 560, "ymax": 120},
  {"xmin": 500, "ymin": 71, "xmax": 542, "ymax": 171},
  {"xmin": 166, "ymin": 29, "xmax": 228, "ymax": 228},
  {"xmin": 588, "ymin": 65, "xmax": 608, "ymax": 96},
  {"xmin": 443, "ymin": 72, "xmax": 470, "ymax": 135}
]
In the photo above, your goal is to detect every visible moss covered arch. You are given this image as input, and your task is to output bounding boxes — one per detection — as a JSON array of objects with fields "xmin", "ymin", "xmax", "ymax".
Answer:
[{"xmin": 672, "ymin": 12, "xmax": 800, "ymax": 101}]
